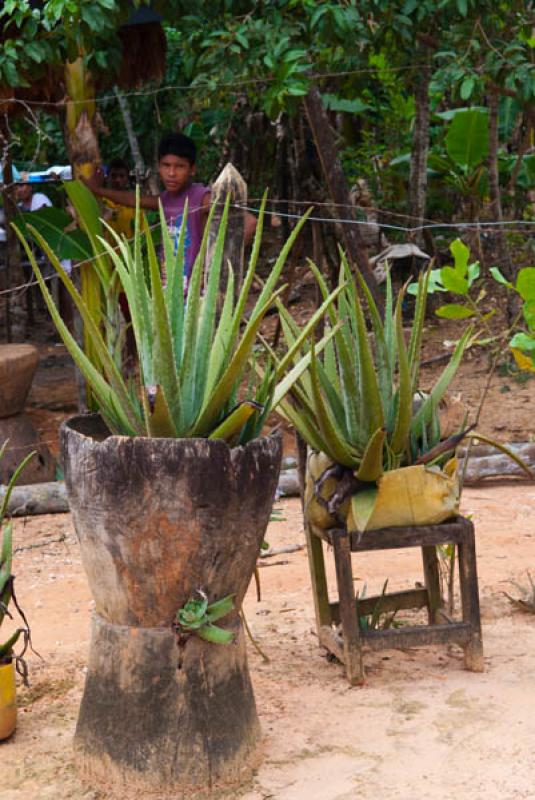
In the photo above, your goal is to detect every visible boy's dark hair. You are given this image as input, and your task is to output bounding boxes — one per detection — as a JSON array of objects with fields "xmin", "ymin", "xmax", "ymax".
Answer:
[
  {"xmin": 108, "ymin": 157, "xmax": 130, "ymax": 172},
  {"xmin": 158, "ymin": 133, "xmax": 196, "ymax": 165}
]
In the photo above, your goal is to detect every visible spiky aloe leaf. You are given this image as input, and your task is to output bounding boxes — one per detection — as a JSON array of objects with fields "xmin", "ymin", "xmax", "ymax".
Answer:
[
  {"xmin": 411, "ymin": 326, "xmax": 472, "ymax": 438},
  {"xmin": 355, "ymin": 427, "xmax": 386, "ymax": 482},
  {"xmin": 349, "ymin": 486, "xmax": 379, "ymax": 534},
  {"xmin": 208, "ymin": 401, "xmax": 261, "ymax": 444},
  {"xmin": 390, "ymin": 294, "xmax": 412, "ymax": 455}
]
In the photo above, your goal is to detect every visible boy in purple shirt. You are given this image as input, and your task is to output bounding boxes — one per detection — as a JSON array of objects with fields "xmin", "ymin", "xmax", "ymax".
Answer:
[{"xmin": 85, "ymin": 133, "xmax": 256, "ymax": 280}]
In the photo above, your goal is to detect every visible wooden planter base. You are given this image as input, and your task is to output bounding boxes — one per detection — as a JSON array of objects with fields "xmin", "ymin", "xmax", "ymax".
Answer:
[
  {"xmin": 75, "ymin": 614, "xmax": 261, "ymax": 798},
  {"xmin": 62, "ymin": 415, "xmax": 282, "ymax": 797}
]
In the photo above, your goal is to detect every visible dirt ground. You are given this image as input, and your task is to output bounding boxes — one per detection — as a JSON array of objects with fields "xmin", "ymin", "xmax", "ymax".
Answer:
[
  {"xmin": 3, "ymin": 484, "xmax": 535, "ymax": 800},
  {"xmin": 2, "ymin": 300, "xmax": 535, "ymax": 799}
]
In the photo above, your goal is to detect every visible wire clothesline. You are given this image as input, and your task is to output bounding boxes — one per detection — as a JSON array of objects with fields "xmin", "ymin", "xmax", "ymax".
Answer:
[
  {"xmin": 0, "ymin": 63, "xmax": 433, "ymax": 109},
  {"xmin": 0, "ymin": 201, "xmax": 534, "ymax": 299}
]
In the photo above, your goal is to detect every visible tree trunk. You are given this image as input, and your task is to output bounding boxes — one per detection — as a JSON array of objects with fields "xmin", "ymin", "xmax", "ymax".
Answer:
[
  {"xmin": 114, "ymin": 86, "xmax": 146, "ymax": 185},
  {"xmin": 61, "ymin": 415, "xmax": 282, "ymax": 797},
  {"xmin": 0, "ymin": 139, "xmax": 26, "ymax": 342},
  {"xmin": 409, "ymin": 62, "xmax": 431, "ymax": 246},
  {"xmin": 303, "ymin": 86, "xmax": 380, "ymax": 305},
  {"xmin": 488, "ymin": 90, "xmax": 514, "ymax": 287},
  {"xmin": 63, "ymin": 55, "xmax": 102, "ymax": 409}
]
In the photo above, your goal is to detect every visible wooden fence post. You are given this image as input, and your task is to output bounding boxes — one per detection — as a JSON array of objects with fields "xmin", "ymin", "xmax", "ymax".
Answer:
[{"xmin": 206, "ymin": 162, "xmax": 247, "ymax": 295}]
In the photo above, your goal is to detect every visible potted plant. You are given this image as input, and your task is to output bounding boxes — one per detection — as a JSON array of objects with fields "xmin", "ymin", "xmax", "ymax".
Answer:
[
  {"xmin": 0, "ymin": 444, "xmax": 34, "ymax": 741},
  {"xmin": 14, "ymin": 196, "xmax": 338, "ymax": 794}
]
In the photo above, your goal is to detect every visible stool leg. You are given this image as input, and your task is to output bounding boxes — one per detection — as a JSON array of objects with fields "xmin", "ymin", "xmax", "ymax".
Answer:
[
  {"xmin": 332, "ymin": 531, "xmax": 364, "ymax": 685},
  {"xmin": 458, "ymin": 521, "xmax": 484, "ymax": 672},
  {"xmin": 422, "ymin": 545, "xmax": 442, "ymax": 624},
  {"xmin": 305, "ymin": 523, "xmax": 332, "ymax": 632}
]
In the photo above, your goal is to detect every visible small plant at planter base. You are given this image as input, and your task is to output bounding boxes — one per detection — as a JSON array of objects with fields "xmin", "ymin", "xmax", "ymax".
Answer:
[{"xmin": 174, "ymin": 591, "xmax": 235, "ymax": 644}]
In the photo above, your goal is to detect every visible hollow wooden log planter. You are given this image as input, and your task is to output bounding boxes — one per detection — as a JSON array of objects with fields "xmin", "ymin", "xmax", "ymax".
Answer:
[{"xmin": 61, "ymin": 415, "xmax": 282, "ymax": 798}]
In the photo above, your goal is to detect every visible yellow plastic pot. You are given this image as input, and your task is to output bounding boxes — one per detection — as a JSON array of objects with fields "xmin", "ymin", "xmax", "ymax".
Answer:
[
  {"xmin": 305, "ymin": 452, "xmax": 459, "ymax": 534},
  {"xmin": 0, "ymin": 660, "xmax": 17, "ymax": 741}
]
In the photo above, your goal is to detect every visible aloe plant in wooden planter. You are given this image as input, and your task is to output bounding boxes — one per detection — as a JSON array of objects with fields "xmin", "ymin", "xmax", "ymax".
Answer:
[{"xmin": 14, "ymin": 196, "xmax": 338, "ymax": 796}]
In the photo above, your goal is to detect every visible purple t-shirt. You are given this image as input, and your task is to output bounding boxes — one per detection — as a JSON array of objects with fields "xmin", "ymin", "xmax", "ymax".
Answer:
[{"xmin": 160, "ymin": 182, "xmax": 210, "ymax": 277}]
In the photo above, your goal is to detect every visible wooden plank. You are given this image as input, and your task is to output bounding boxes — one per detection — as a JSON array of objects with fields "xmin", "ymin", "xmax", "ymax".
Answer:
[
  {"xmin": 422, "ymin": 545, "xmax": 442, "ymax": 624},
  {"xmin": 457, "ymin": 519, "xmax": 485, "ymax": 672},
  {"xmin": 305, "ymin": 521, "xmax": 332, "ymax": 631},
  {"xmin": 361, "ymin": 622, "xmax": 472, "ymax": 651},
  {"xmin": 345, "ymin": 521, "xmax": 467, "ymax": 551},
  {"xmin": 332, "ymin": 531, "xmax": 364, "ymax": 684},
  {"xmin": 329, "ymin": 587, "xmax": 429, "ymax": 624}
]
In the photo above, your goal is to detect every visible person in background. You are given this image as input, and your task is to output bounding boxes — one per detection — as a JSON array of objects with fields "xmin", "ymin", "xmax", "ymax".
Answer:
[
  {"xmin": 16, "ymin": 178, "xmax": 73, "ymax": 330},
  {"xmin": 15, "ymin": 180, "xmax": 52, "ymax": 212},
  {"xmin": 84, "ymin": 132, "xmax": 256, "ymax": 284},
  {"xmin": 102, "ymin": 157, "xmax": 136, "ymax": 240}
]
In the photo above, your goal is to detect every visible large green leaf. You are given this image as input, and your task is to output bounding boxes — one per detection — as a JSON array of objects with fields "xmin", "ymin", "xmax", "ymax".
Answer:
[
  {"xmin": 14, "ymin": 208, "xmax": 92, "ymax": 260},
  {"xmin": 445, "ymin": 108, "xmax": 489, "ymax": 170}
]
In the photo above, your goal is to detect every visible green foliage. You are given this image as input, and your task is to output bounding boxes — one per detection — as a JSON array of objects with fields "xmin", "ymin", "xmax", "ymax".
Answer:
[
  {"xmin": 445, "ymin": 108, "xmax": 489, "ymax": 171},
  {"xmin": 175, "ymin": 592, "xmax": 235, "ymax": 645}
]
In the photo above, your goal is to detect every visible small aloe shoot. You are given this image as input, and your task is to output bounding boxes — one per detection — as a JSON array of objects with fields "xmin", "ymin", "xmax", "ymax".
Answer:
[{"xmin": 174, "ymin": 591, "xmax": 235, "ymax": 645}]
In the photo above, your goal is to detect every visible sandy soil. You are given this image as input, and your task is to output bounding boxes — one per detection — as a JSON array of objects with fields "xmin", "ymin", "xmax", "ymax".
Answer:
[
  {"xmin": 2, "ymin": 299, "xmax": 535, "ymax": 799},
  {"xmin": 2, "ymin": 482, "xmax": 535, "ymax": 800}
]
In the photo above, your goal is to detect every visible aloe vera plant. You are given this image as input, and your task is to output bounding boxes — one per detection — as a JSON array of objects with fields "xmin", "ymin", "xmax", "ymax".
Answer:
[
  {"xmin": 14, "ymin": 193, "xmax": 337, "ymax": 444},
  {"xmin": 267, "ymin": 257, "xmax": 473, "ymax": 525},
  {"xmin": 273, "ymin": 257, "xmax": 471, "ymax": 473}
]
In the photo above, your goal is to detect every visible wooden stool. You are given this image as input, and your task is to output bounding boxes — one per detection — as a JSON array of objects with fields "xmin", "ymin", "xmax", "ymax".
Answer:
[{"xmin": 306, "ymin": 516, "xmax": 484, "ymax": 684}]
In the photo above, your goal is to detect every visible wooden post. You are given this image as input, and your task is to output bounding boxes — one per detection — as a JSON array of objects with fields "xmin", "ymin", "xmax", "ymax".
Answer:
[
  {"xmin": 303, "ymin": 86, "xmax": 381, "ymax": 307},
  {"xmin": 206, "ymin": 163, "xmax": 247, "ymax": 296},
  {"xmin": 61, "ymin": 415, "xmax": 282, "ymax": 797}
]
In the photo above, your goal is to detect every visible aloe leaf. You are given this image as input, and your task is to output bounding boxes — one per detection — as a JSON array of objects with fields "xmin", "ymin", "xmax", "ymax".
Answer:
[
  {"xmin": 0, "ymin": 628, "xmax": 23, "ymax": 660},
  {"xmin": 0, "ymin": 450, "xmax": 35, "ymax": 522},
  {"xmin": 146, "ymin": 386, "xmax": 178, "ymax": 438},
  {"xmin": 276, "ymin": 395, "xmax": 332, "ymax": 455},
  {"xmin": 194, "ymin": 196, "xmax": 231, "ymax": 413},
  {"xmin": 354, "ymin": 265, "xmax": 392, "ymax": 414},
  {"xmin": 144, "ymin": 216, "xmax": 182, "ymax": 430},
  {"xmin": 205, "ymin": 594, "xmax": 235, "ymax": 623},
  {"xmin": 353, "ymin": 280, "xmax": 384, "ymax": 436},
  {"xmin": 275, "ymin": 283, "xmax": 345, "ymax": 376},
  {"xmin": 208, "ymin": 400, "xmax": 260, "ymax": 443},
  {"xmin": 20, "ymin": 223, "xmax": 143, "ymax": 434},
  {"xmin": 349, "ymin": 485, "xmax": 379, "ymax": 533},
  {"xmin": 390, "ymin": 295, "xmax": 412, "ymax": 455},
  {"xmin": 465, "ymin": 432, "xmax": 534, "ymax": 479},
  {"xmin": 411, "ymin": 326, "xmax": 472, "ymax": 436},
  {"xmin": 408, "ymin": 268, "xmax": 430, "ymax": 392},
  {"xmin": 192, "ymin": 285, "xmax": 286, "ymax": 437},
  {"xmin": 15, "ymin": 225, "xmax": 140, "ymax": 435},
  {"xmin": 272, "ymin": 323, "xmax": 341, "ymax": 408},
  {"xmin": 160, "ymin": 200, "xmax": 185, "ymax": 369},
  {"xmin": 309, "ymin": 342, "xmax": 358, "ymax": 468},
  {"xmin": 356, "ymin": 427, "xmax": 385, "ymax": 482},
  {"xmin": 197, "ymin": 623, "xmax": 234, "ymax": 644},
  {"xmin": 205, "ymin": 264, "xmax": 235, "ymax": 398}
]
